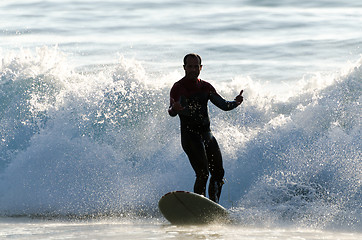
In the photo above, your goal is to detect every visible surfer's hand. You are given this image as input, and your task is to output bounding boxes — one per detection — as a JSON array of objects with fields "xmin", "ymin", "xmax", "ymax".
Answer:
[
  {"xmin": 235, "ymin": 90, "xmax": 244, "ymax": 105},
  {"xmin": 170, "ymin": 98, "xmax": 185, "ymax": 112}
]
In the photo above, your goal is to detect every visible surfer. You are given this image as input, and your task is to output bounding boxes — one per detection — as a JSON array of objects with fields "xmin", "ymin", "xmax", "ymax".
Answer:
[{"xmin": 168, "ymin": 53, "xmax": 243, "ymax": 203}]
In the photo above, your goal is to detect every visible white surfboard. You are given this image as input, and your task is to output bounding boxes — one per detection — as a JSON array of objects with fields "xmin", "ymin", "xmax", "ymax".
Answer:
[{"xmin": 158, "ymin": 191, "xmax": 230, "ymax": 224}]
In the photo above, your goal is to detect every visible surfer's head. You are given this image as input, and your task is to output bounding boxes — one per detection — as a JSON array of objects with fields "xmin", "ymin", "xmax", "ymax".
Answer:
[{"xmin": 183, "ymin": 53, "xmax": 202, "ymax": 80}]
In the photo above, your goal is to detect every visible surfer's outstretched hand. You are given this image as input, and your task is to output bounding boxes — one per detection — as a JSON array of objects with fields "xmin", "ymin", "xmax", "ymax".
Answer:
[{"xmin": 234, "ymin": 90, "xmax": 244, "ymax": 105}]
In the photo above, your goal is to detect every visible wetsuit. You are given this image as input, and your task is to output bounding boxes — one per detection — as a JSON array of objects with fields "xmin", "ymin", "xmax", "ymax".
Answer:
[{"xmin": 169, "ymin": 77, "xmax": 239, "ymax": 203}]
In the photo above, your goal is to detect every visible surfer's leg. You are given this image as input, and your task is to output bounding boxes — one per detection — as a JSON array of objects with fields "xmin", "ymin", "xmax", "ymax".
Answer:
[
  {"xmin": 208, "ymin": 177, "xmax": 224, "ymax": 203},
  {"xmin": 204, "ymin": 133, "xmax": 224, "ymax": 203},
  {"xmin": 181, "ymin": 130, "xmax": 209, "ymax": 196}
]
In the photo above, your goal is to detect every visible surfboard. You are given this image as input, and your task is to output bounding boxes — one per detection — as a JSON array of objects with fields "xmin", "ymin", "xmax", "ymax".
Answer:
[{"xmin": 158, "ymin": 191, "xmax": 230, "ymax": 225}]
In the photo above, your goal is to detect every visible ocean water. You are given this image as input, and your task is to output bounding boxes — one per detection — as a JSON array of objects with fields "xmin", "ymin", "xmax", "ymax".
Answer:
[{"xmin": 0, "ymin": 0, "xmax": 361, "ymax": 239}]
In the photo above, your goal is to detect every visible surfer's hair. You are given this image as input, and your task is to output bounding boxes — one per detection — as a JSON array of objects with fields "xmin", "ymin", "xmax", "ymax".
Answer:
[{"xmin": 184, "ymin": 53, "xmax": 202, "ymax": 65}]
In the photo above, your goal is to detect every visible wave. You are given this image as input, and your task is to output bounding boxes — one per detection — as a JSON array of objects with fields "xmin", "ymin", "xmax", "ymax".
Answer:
[
  {"xmin": 227, "ymin": 57, "xmax": 361, "ymax": 230},
  {"xmin": 0, "ymin": 47, "xmax": 360, "ymax": 230}
]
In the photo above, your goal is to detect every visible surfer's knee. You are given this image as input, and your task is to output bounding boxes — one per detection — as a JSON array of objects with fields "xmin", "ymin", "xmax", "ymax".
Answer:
[{"xmin": 210, "ymin": 168, "xmax": 224, "ymax": 181}]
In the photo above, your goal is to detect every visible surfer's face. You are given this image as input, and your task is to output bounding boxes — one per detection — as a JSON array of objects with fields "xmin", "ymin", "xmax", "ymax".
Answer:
[{"xmin": 184, "ymin": 56, "xmax": 202, "ymax": 80}]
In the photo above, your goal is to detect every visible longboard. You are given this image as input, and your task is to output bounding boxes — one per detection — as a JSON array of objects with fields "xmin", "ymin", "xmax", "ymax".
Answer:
[{"xmin": 158, "ymin": 191, "xmax": 230, "ymax": 224}]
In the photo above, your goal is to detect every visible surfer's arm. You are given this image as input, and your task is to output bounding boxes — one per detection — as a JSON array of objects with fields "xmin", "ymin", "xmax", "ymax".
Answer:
[
  {"xmin": 169, "ymin": 84, "xmax": 182, "ymax": 116},
  {"xmin": 169, "ymin": 84, "xmax": 192, "ymax": 116},
  {"xmin": 207, "ymin": 82, "xmax": 243, "ymax": 110},
  {"xmin": 210, "ymin": 92, "xmax": 239, "ymax": 111}
]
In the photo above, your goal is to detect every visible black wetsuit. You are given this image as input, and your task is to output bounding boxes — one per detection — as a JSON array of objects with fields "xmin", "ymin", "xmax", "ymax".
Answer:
[{"xmin": 169, "ymin": 77, "xmax": 238, "ymax": 202}]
